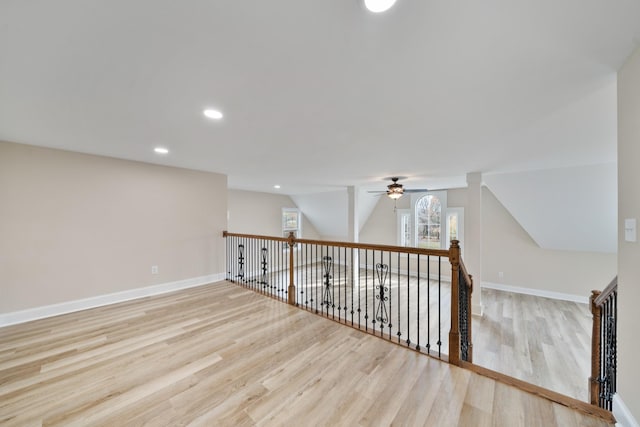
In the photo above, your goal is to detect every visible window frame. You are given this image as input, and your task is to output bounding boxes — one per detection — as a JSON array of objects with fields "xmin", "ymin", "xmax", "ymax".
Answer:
[
  {"xmin": 412, "ymin": 191, "xmax": 448, "ymax": 250},
  {"xmin": 282, "ymin": 208, "xmax": 302, "ymax": 241}
]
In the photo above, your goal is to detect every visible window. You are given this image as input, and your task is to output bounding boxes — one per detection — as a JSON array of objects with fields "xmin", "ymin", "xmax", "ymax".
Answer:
[
  {"xmin": 415, "ymin": 194, "xmax": 443, "ymax": 249},
  {"xmin": 282, "ymin": 208, "xmax": 301, "ymax": 239},
  {"xmin": 396, "ymin": 209, "xmax": 411, "ymax": 247},
  {"xmin": 446, "ymin": 207, "xmax": 464, "ymax": 256},
  {"xmin": 397, "ymin": 191, "xmax": 464, "ymax": 251}
]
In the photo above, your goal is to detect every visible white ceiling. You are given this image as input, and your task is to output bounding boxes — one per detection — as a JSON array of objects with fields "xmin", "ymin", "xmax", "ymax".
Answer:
[{"xmin": 1, "ymin": 1, "xmax": 639, "ymax": 195}]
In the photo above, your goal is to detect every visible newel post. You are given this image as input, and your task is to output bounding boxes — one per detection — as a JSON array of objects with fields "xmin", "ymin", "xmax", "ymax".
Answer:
[
  {"xmin": 449, "ymin": 239, "xmax": 461, "ymax": 366},
  {"xmin": 589, "ymin": 290, "xmax": 602, "ymax": 406},
  {"xmin": 287, "ymin": 232, "xmax": 296, "ymax": 305}
]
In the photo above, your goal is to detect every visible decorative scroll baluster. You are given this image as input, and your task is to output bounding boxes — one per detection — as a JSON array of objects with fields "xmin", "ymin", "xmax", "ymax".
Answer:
[
  {"xmin": 322, "ymin": 255, "xmax": 333, "ymax": 313},
  {"xmin": 259, "ymin": 247, "xmax": 268, "ymax": 288},
  {"xmin": 237, "ymin": 244, "xmax": 245, "ymax": 281},
  {"xmin": 374, "ymin": 262, "xmax": 389, "ymax": 335}
]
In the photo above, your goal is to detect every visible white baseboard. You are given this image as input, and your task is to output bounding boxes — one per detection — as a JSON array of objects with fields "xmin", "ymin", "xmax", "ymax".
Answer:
[
  {"xmin": 481, "ymin": 281, "xmax": 589, "ymax": 304},
  {"xmin": 0, "ymin": 273, "xmax": 225, "ymax": 328},
  {"xmin": 614, "ymin": 394, "xmax": 640, "ymax": 427}
]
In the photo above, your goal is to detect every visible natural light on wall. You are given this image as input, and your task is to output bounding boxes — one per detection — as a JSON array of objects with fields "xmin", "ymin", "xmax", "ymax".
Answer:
[{"xmin": 364, "ymin": 0, "xmax": 397, "ymax": 13}]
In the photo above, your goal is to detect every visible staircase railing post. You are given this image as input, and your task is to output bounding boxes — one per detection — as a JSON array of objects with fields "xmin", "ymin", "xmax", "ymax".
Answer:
[
  {"xmin": 448, "ymin": 239, "xmax": 461, "ymax": 366},
  {"xmin": 288, "ymin": 232, "xmax": 296, "ymax": 305},
  {"xmin": 589, "ymin": 289, "xmax": 602, "ymax": 406}
]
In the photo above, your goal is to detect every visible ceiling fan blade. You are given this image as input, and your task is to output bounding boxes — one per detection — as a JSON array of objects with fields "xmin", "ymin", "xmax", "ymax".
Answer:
[
  {"xmin": 367, "ymin": 190, "xmax": 387, "ymax": 194},
  {"xmin": 403, "ymin": 189, "xmax": 429, "ymax": 193}
]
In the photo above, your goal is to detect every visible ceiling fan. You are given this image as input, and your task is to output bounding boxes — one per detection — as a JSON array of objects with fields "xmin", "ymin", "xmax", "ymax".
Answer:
[{"xmin": 368, "ymin": 177, "xmax": 429, "ymax": 200}]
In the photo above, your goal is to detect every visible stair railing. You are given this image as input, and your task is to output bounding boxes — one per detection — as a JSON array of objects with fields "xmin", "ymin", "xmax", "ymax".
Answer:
[
  {"xmin": 589, "ymin": 276, "xmax": 618, "ymax": 410},
  {"xmin": 223, "ymin": 231, "xmax": 473, "ymax": 366}
]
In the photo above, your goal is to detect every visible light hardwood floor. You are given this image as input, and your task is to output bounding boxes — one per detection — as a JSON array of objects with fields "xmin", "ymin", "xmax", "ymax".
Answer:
[
  {"xmin": 0, "ymin": 281, "xmax": 609, "ymax": 426},
  {"xmin": 473, "ymin": 289, "xmax": 592, "ymax": 402}
]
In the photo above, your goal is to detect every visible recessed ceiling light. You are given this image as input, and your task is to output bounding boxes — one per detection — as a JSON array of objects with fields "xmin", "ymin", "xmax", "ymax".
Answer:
[
  {"xmin": 364, "ymin": 0, "xmax": 397, "ymax": 13},
  {"xmin": 274, "ymin": 185, "xmax": 281, "ymax": 189},
  {"xmin": 154, "ymin": 147, "xmax": 169, "ymax": 154},
  {"xmin": 203, "ymin": 109, "xmax": 223, "ymax": 120}
]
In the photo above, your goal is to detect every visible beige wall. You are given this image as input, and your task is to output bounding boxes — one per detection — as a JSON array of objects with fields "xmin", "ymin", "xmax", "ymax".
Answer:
[
  {"xmin": 617, "ymin": 45, "xmax": 640, "ymax": 421},
  {"xmin": 482, "ymin": 187, "xmax": 616, "ymax": 296},
  {"xmin": 359, "ymin": 196, "xmax": 410, "ymax": 245},
  {"xmin": 0, "ymin": 142, "xmax": 227, "ymax": 313},
  {"xmin": 227, "ymin": 189, "xmax": 320, "ymax": 239},
  {"xmin": 359, "ymin": 186, "xmax": 616, "ymax": 297}
]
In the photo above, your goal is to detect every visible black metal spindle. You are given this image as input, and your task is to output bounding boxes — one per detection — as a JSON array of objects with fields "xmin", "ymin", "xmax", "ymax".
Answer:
[
  {"xmin": 351, "ymin": 248, "xmax": 355, "ymax": 326},
  {"xmin": 387, "ymin": 251, "xmax": 392, "ymax": 339},
  {"xmin": 438, "ymin": 256, "xmax": 442, "ymax": 357},
  {"xmin": 397, "ymin": 252, "xmax": 401, "ymax": 343},
  {"xmin": 416, "ymin": 254, "xmax": 420, "ymax": 351},
  {"xmin": 406, "ymin": 253, "xmax": 410, "ymax": 348},
  {"xmin": 357, "ymin": 249, "xmax": 361, "ymax": 328},
  {"xmin": 426, "ymin": 255, "xmax": 431, "ymax": 354},
  {"xmin": 365, "ymin": 250, "xmax": 369, "ymax": 332}
]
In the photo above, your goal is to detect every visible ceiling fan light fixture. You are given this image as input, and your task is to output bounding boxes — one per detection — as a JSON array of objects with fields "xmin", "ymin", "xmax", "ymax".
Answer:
[
  {"xmin": 387, "ymin": 183, "xmax": 404, "ymax": 199},
  {"xmin": 364, "ymin": 0, "xmax": 397, "ymax": 13}
]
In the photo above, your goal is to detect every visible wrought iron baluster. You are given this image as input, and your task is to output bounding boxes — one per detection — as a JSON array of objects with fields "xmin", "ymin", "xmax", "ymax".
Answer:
[
  {"xmin": 397, "ymin": 252, "xmax": 401, "ymax": 343},
  {"xmin": 374, "ymin": 261, "xmax": 389, "ymax": 336},
  {"xmin": 322, "ymin": 253, "xmax": 334, "ymax": 316},
  {"xmin": 438, "ymin": 256, "xmax": 442, "ymax": 357},
  {"xmin": 426, "ymin": 255, "xmax": 430, "ymax": 353},
  {"xmin": 416, "ymin": 254, "xmax": 420, "ymax": 351},
  {"xmin": 388, "ymin": 251, "xmax": 392, "ymax": 339},
  {"xmin": 459, "ymin": 268, "xmax": 470, "ymax": 362},
  {"xmin": 337, "ymin": 247, "xmax": 342, "ymax": 322},
  {"xmin": 365, "ymin": 250, "xmax": 369, "ymax": 331},
  {"xmin": 406, "ymin": 254, "xmax": 410, "ymax": 348},
  {"xmin": 357, "ymin": 249, "xmax": 361, "ymax": 328},
  {"xmin": 237, "ymin": 243, "xmax": 245, "ymax": 281}
]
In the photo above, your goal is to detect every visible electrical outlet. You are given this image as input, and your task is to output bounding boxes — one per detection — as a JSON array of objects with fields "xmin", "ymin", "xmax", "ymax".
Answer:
[
  {"xmin": 151, "ymin": 265, "xmax": 159, "ymax": 274},
  {"xmin": 498, "ymin": 271, "xmax": 504, "ymax": 280}
]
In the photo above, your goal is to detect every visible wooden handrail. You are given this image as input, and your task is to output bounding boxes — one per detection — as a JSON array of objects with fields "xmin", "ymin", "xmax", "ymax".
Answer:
[
  {"xmin": 459, "ymin": 259, "xmax": 473, "ymax": 291},
  {"xmin": 223, "ymin": 231, "xmax": 450, "ymax": 258},
  {"xmin": 593, "ymin": 276, "xmax": 618, "ymax": 307}
]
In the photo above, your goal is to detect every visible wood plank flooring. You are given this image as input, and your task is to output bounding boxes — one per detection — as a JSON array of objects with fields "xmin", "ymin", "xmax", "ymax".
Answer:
[
  {"xmin": 473, "ymin": 289, "xmax": 592, "ymax": 401},
  {"xmin": 0, "ymin": 281, "xmax": 610, "ymax": 426}
]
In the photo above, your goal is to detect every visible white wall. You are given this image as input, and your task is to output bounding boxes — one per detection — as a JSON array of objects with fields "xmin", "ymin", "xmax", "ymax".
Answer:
[
  {"xmin": 0, "ymin": 141, "xmax": 227, "ymax": 314},
  {"xmin": 484, "ymin": 164, "xmax": 617, "ymax": 253},
  {"xmin": 617, "ymin": 44, "xmax": 640, "ymax": 424},
  {"xmin": 360, "ymin": 195, "xmax": 411, "ymax": 245},
  {"xmin": 228, "ymin": 189, "xmax": 320, "ymax": 239},
  {"xmin": 290, "ymin": 189, "xmax": 379, "ymax": 241},
  {"xmin": 482, "ymin": 187, "xmax": 616, "ymax": 296}
]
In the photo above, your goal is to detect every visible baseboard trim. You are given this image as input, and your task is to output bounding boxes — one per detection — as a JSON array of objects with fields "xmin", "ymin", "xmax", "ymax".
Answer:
[
  {"xmin": 614, "ymin": 394, "xmax": 639, "ymax": 427},
  {"xmin": 481, "ymin": 281, "xmax": 589, "ymax": 304},
  {"xmin": 0, "ymin": 273, "xmax": 226, "ymax": 328}
]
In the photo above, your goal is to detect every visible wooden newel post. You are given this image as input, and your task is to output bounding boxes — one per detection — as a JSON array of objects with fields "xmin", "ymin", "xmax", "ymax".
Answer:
[
  {"xmin": 287, "ymin": 232, "xmax": 296, "ymax": 306},
  {"xmin": 449, "ymin": 239, "xmax": 461, "ymax": 366},
  {"xmin": 589, "ymin": 290, "xmax": 602, "ymax": 406}
]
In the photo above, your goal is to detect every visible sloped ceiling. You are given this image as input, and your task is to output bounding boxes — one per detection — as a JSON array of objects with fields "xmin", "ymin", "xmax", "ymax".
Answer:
[
  {"xmin": 291, "ymin": 190, "xmax": 379, "ymax": 239},
  {"xmin": 483, "ymin": 163, "xmax": 617, "ymax": 253}
]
